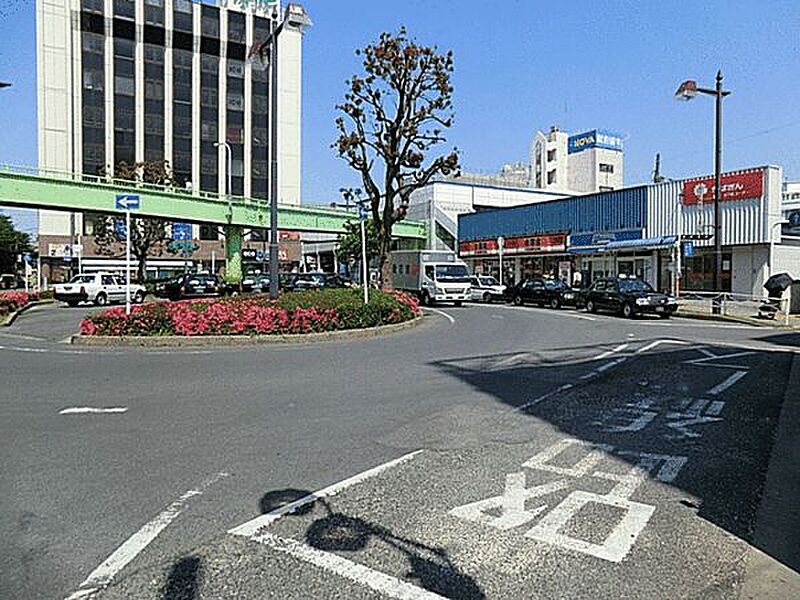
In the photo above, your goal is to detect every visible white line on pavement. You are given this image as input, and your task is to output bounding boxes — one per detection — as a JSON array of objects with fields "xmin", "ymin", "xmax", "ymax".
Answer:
[
  {"xmin": 686, "ymin": 351, "xmax": 756, "ymax": 365},
  {"xmin": 635, "ymin": 339, "xmax": 690, "ymax": 354},
  {"xmin": 59, "ymin": 407, "xmax": 128, "ymax": 415},
  {"xmin": 253, "ymin": 532, "xmax": 446, "ymax": 600},
  {"xmin": 596, "ymin": 357, "xmax": 627, "ymax": 373},
  {"xmin": 708, "ymin": 370, "xmax": 748, "ymax": 396},
  {"xmin": 498, "ymin": 305, "xmax": 597, "ymax": 321},
  {"xmin": 229, "ymin": 450, "xmax": 424, "ymax": 538},
  {"xmin": 65, "ymin": 472, "xmax": 229, "ymax": 600},
  {"xmin": 423, "ymin": 307, "xmax": 455, "ymax": 324},
  {"xmin": 593, "ymin": 344, "xmax": 629, "ymax": 361}
]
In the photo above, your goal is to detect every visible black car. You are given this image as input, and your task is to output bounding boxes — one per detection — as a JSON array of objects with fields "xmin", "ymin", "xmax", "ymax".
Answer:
[
  {"xmin": 155, "ymin": 273, "xmax": 224, "ymax": 301},
  {"xmin": 225, "ymin": 274, "xmax": 270, "ymax": 295},
  {"xmin": 580, "ymin": 276, "xmax": 678, "ymax": 319},
  {"xmin": 507, "ymin": 278, "xmax": 579, "ymax": 309},
  {"xmin": 289, "ymin": 272, "xmax": 348, "ymax": 292}
]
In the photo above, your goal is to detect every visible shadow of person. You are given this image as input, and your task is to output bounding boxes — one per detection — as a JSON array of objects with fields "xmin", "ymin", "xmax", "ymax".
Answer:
[{"xmin": 161, "ymin": 555, "xmax": 202, "ymax": 600}]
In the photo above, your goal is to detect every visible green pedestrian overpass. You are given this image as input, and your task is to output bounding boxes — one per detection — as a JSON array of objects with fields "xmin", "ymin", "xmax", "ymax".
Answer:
[{"xmin": 0, "ymin": 165, "xmax": 426, "ymax": 280}]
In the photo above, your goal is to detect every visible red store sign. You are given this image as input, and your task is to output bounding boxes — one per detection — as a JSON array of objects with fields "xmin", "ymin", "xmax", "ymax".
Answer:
[
  {"xmin": 682, "ymin": 169, "xmax": 764, "ymax": 205},
  {"xmin": 460, "ymin": 233, "xmax": 567, "ymax": 257}
]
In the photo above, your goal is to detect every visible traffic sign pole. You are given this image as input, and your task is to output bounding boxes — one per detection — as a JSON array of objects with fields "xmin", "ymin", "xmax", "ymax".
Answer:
[
  {"xmin": 126, "ymin": 208, "xmax": 131, "ymax": 315},
  {"xmin": 359, "ymin": 203, "xmax": 369, "ymax": 304}
]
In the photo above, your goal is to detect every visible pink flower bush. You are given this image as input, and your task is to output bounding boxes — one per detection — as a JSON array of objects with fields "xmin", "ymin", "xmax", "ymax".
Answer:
[
  {"xmin": 0, "ymin": 291, "xmax": 35, "ymax": 316},
  {"xmin": 79, "ymin": 289, "xmax": 418, "ymax": 337}
]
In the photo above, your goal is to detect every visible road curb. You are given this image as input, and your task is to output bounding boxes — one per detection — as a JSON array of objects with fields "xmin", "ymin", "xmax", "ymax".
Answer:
[
  {"xmin": 740, "ymin": 352, "xmax": 800, "ymax": 598},
  {"xmin": 70, "ymin": 315, "xmax": 424, "ymax": 347},
  {"xmin": 1, "ymin": 299, "xmax": 52, "ymax": 327},
  {"xmin": 676, "ymin": 309, "xmax": 798, "ymax": 329}
]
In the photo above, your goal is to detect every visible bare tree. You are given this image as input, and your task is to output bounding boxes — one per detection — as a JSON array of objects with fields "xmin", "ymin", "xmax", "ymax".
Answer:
[
  {"xmin": 334, "ymin": 27, "xmax": 459, "ymax": 288},
  {"xmin": 93, "ymin": 161, "xmax": 173, "ymax": 282}
]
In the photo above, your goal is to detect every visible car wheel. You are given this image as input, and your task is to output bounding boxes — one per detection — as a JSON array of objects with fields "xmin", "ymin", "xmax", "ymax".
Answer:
[
  {"xmin": 483, "ymin": 292, "xmax": 491, "ymax": 303},
  {"xmin": 586, "ymin": 299, "xmax": 597, "ymax": 313},
  {"xmin": 94, "ymin": 293, "xmax": 107, "ymax": 306},
  {"xmin": 550, "ymin": 297, "xmax": 561, "ymax": 309},
  {"xmin": 621, "ymin": 302, "xmax": 635, "ymax": 319},
  {"xmin": 134, "ymin": 291, "xmax": 145, "ymax": 304},
  {"xmin": 513, "ymin": 295, "xmax": 523, "ymax": 306}
]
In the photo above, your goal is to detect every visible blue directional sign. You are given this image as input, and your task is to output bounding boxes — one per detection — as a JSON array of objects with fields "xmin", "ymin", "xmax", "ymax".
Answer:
[
  {"xmin": 682, "ymin": 241, "xmax": 695, "ymax": 258},
  {"xmin": 115, "ymin": 194, "xmax": 140, "ymax": 210},
  {"xmin": 172, "ymin": 222, "xmax": 192, "ymax": 241},
  {"xmin": 358, "ymin": 204, "xmax": 369, "ymax": 222}
]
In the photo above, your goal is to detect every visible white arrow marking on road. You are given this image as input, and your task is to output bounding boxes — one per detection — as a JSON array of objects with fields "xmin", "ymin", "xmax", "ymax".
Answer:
[
  {"xmin": 65, "ymin": 472, "xmax": 229, "ymax": 600},
  {"xmin": 707, "ymin": 370, "xmax": 748, "ymax": 396},
  {"xmin": 59, "ymin": 407, "xmax": 128, "ymax": 415}
]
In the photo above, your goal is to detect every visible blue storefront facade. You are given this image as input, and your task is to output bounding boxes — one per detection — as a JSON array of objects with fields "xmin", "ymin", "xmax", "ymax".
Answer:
[{"xmin": 458, "ymin": 166, "xmax": 790, "ymax": 296}]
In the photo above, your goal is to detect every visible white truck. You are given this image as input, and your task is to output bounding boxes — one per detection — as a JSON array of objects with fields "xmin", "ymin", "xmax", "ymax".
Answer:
[
  {"xmin": 53, "ymin": 272, "xmax": 146, "ymax": 307},
  {"xmin": 391, "ymin": 250, "xmax": 471, "ymax": 306}
]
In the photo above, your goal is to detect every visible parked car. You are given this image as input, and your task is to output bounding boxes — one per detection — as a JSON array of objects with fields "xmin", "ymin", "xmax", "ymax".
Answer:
[
  {"xmin": 1, "ymin": 274, "xmax": 23, "ymax": 289},
  {"xmin": 580, "ymin": 276, "xmax": 677, "ymax": 318},
  {"xmin": 53, "ymin": 272, "xmax": 146, "ymax": 307},
  {"xmin": 279, "ymin": 272, "xmax": 299, "ymax": 291},
  {"xmin": 289, "ymin": 272, "xmax": 349, "ymax": 292},
  {"xmin": 154, "ymin": 273, "xmax": 224, "ymax": 301},
  {"xmin": 507, "ymin": 278, "xmax": 578, "ymax": 309},
  {"xmin": 225, "ymin": 274, "xmax": 271, "ymax": 295},
  {"xmin": 469, "ymin": 275, "xmax": 506, "ymax": 303}
]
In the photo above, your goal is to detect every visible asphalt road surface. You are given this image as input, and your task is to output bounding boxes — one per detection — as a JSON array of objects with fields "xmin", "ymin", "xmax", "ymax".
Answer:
[{"xmin": 1, "ymin": 301, "xmax": 798, "ymax": 599}]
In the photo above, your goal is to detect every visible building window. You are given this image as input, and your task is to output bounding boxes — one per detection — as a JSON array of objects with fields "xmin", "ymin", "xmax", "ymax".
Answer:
[
  {"xmin": 547, "ymin": 170, "xmax": 557, "ymax": 185},
  {"xmin": 201, "ymin": 122, "xmax": 218, "ymax": 141},
  {"xmin": 114, "ymin": 76, "xmax": 135, "ymax": 96},
  {"xmin": 227, "ymin": 93, "xmax": 244, "ymax": 111},
  {"xmin": 145, "ymin": 79, "xmax": 164, "ymax": 100},
  {"xmin": 201, "ymin": 87, "xmax": 218, "ymax": 107},
  {"xmin": 231, "ymin": 159, "xmax": 244, "ymax": 177},
  {"xmin": 547, "ymin": 149, "xmax": 556, "ymax": 162},
  {"xmin": 201, "ymin": 155, "xmax": 218, "ymax": 175},
  {"xmin": 145, "ymin": 115, "xmax": 165, "ymax": 135},
  {"xmin": 199, "ymin": 225, "xmax": 219, "ymax": 240},
  {"xmin": 114, "ymin": 0, "xmax": 135, "ymax": 19},
  {"xmin": 226, "ymin": 126, "xmax": 243, "ymax": 144},
  {"xmin": 174, "ymin": 0, "xmax": 192, "ymax": 13},
  {"xmin": 83, "ymin": 69, "xmax": 104, "ymax": 91},
  {"xmin": 201, "ymin": 54, "xmax": 218, "ymax": 73},
  {"xmin": 599, "ymin": 163, "xmax": 615, "ymax": 173},
  {"xmin": 227, "ymin": 61, "xmax": 244, "ymax": 78}
]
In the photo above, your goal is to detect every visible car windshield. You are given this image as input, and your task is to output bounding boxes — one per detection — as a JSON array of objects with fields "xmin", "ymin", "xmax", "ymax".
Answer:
[
  {"xmin": 69, "ymin": 275, "xmax": 95, "ymax": 283},
  {"xmin": 618, "ymin": 279, "xmax": 654, "ymax": 293},
  {"xmin": 545, "ymin": 280, "xmax": 569, "ymax": 290},
  {"xmin": 479, "ymin": 277, "xmax": 498, "ymax": 286},
  {"xmin": 435, "ymin": 265, "xmax": 470, "ymax": 282}
]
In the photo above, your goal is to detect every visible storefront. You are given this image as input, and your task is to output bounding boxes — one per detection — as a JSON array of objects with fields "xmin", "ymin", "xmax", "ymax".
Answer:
[
  {"xmin": 460, "ymin": 233, "xmax": 569, "ymax": 286},
  {"xmin": 459, "ymin": 165, "xmax": 797, "ymax": 297}
]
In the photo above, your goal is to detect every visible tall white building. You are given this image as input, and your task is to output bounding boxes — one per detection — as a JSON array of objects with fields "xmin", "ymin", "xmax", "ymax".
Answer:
[
  {"xmin": 530, "ymin": 126, "xmax": 624, "ymax": 193},
  {"xmin": 36, "ymin": 0, "xmax": 307, "ymax": 279}
]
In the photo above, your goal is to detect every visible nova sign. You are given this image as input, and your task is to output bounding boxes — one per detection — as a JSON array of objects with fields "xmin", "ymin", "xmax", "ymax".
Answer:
[{"xmin": 568, "ymin": 130, "xmax": 623, "ymax": 154}]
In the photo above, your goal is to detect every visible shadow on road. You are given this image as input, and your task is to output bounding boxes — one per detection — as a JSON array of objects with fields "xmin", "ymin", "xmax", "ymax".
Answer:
[
  {"xmin": 161, "ymin": 555, "xmax": 202, "ymax": 600},
  {"xmin": 258, "ymin": 489, "xmax": 485, "ymax": 600},
  {"xmin": 429, "ymin": 338, "xmax": 795, "ymax": 571}
]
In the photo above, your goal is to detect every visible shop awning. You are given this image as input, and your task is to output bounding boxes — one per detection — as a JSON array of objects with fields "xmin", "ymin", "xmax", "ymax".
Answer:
[{"xmin": 602, "ymin": 235, "xmax": 678, "ymax": 251}]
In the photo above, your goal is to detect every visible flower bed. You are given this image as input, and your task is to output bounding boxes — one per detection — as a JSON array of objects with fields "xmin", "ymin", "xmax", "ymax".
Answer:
[
  {"xmin": 79, "ymin": 288, "xmax": 421, "ymax": 337},
  {"xmin": 0, "ymin": 291, "xmax": 35, "ymax": 318}
]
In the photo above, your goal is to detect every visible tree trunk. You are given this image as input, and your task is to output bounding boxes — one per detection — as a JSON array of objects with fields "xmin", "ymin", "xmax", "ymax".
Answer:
[
  {"xmin": 136, "ymin": 253, "xmax": 147, "ymax": 283},
  {"xmin": 379, "ymin": 235, "xmax": 394, "ymax": 291}
]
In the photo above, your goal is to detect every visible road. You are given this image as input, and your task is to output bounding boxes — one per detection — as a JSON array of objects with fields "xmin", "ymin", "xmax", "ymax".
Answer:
[{"xmin": 1, "ymin": 301, "xmax": 798, "ymax": 599}]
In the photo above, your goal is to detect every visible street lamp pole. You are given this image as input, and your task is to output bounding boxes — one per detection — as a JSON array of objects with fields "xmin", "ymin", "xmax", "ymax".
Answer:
[
  {"xmin": 675, "ymin": 71, "xmax": 731, "ymax": 312},
  {"xmin": 249, "ymin": 4, "xmax": 311, "ymax": 299}
]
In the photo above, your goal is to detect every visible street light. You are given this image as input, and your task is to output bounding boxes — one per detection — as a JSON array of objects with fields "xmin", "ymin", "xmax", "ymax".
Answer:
[
  {"xmin": 675, "ymin": 71, "xmax": 731, "ymax": 311},
  {"xmin": 249, "ymin": 3, "xmax": 311, "ymax": 299}
]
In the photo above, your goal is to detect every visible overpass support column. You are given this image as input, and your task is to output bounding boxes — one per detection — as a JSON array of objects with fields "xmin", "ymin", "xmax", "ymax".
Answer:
[{"xmin": 224, "ymin": 225, "xmax": 243, "ymax": 283}]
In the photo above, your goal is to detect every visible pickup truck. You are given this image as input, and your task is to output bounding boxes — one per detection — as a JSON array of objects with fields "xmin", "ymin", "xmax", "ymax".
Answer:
[{"xmin": 53, "ymin": 273, "xmax": 146, "ymax": 307}]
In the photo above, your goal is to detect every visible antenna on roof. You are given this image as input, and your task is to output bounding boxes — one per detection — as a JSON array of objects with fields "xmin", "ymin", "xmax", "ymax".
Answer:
[{"xmin": 653, "ymin": 153, "xmax": 666, "ymax": 183}]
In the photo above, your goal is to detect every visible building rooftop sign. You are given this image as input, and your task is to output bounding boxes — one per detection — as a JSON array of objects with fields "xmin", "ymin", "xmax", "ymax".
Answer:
[
  {"xmin": 681, "ymin": 168, "xmax": 764, "ymax": 205},
  {"xmin": 568, "ymin": 130, "xmax": 623, "ymax": 154}
]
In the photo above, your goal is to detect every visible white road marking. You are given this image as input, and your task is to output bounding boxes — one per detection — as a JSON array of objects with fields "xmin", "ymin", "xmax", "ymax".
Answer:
[
  {"xmin": 635, "ymin": 339, "xmax": 690, "ymax": 354},
  {"xmin": 707, "ymin": 400, "xmax": 726, "ymax": 416},
  {"xmin": 229, "ymin": 450, "xmax": 423, "ymax": 538},
  {"xmin": 423, "ymin": 307, "xmax": 455, "ymax": 324},
  {"xmin": 499, "ymin": 305, "xmax": 596, "ymax": 321},
  {"xmin": 596, "ymin": 357, "xmax": 627, "ymax": 372},
  {"xmin": 686, "ymin": 351, "xmax": 755, "ymax": 365},
  {"xmin": 707, "ymin": 370, "xmax": 748, "ymax": 396},
  {"xmin": 65, "ymin": 472, "xmax": 229, "ymax": 600},
  {"xmin": 253, "ymin": 532, "xmax": 447, "ymax": 600},
  {"xmin": 593, "ymin": 343, "xmax": 629, "ymax": 361},
  {"xmin": 59, "ymin": 407, "xmax": 128, "ymax": 415}
]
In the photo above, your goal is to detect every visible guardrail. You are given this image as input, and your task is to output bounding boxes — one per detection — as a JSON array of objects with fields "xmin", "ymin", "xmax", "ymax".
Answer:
[{"xmin": 678, "ymin": 290, "xmax": 791, "ymax": 325}]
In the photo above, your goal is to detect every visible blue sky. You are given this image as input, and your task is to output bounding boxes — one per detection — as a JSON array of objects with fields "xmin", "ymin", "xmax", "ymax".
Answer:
[{"xmin": 1, "ymin": 0, "xmax": 799, "ymax": 233}]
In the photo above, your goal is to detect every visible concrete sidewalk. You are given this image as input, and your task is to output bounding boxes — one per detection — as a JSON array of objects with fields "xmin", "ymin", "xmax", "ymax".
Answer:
[{"xmin": 740, "ymin": 352, "xmax": 800, "ymax": 598}]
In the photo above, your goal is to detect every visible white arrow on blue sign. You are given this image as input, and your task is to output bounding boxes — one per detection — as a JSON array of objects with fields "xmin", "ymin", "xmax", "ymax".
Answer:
[{"xmin": 115, "ymin": 194, "xmax": 141, "ymax": 210}]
